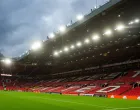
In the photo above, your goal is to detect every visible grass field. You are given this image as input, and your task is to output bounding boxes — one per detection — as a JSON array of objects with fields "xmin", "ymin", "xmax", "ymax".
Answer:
[{"xmin": 0, "ymin": 91, "xmax": 140, "ymax": 110}]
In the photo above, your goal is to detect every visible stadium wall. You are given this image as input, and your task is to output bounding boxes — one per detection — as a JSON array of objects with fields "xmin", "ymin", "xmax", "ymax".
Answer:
[{"xmin": 108, "ymin": 95, "xmax": 140, "ymax": 100}]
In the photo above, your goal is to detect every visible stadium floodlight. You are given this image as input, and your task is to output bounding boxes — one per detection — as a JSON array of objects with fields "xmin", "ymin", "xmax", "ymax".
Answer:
[
  {"xmin": 70, "ymin": 45, "xmax": 75, "ymax": 49},
  {"xmin": 135, "ymin": 19, "xmax": 139, "ymax": 23},
  {"xmin": 1, "ymin": 74, "xmax": 12, "ymax": 76},
  {"xmin": 54, "ymin": 51, "xmax": 59, "ymax": 56},
  {"xmin": 76, "ymin": 42, "xmax": 82, "ymax": 47},
  {"xmin": 115, "ymin": 24, "xmax": 125, "ymax": 31},
  {"xmin": 1, "ymin": 59, "xmax": 5, "ymax": 62},
  {"xmin": 59, "ymin": 50, "xmax": 62, "ymax": 53},
  {"xmin": 128, "ymin": 21, "xmax": 134, "ymax": 25},
  {"xmin": 76, "ymin": 14, "xmax": 84, "ymax": 21},
  {"xmin": 84, "ymin": 39, "xmax": 90, "ymax": 44},
  {"xmin": 2, "ymin": 58, "xmax": 12, "ymax": 65},
  {"xmin": 103, "ymin": 29, "xmax": 112, "ymax": 36},
  {"xmin": 31, "ymin": 41, "xmax": 42, "ymax": 51},
  {"xmin": 49, "ymin": 33, "xmax": 55, "ymax": 39},
  {"xmin": 64, "ymin": 47, "xmax": 69, "ymax": 52},
  {"xmin": 92, "ymin": 35, "xmax": 100, "ymax": 41},
  {"xmin": 59, "ymin": 25, "xmax": 66, "ymax": 33}
]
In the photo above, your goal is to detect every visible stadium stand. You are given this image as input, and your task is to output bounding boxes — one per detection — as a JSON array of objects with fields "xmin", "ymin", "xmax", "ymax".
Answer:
[
  {"xmin": 1, "ymin": 69, "xmax": 140, "ymax": 98},
  {"xmin": 0, "ymin": 0, "xmax": 140, "ymax": 100},
  {"xmin": 125, "ymin": 87, "xmax": 140, "ymax": 96}
]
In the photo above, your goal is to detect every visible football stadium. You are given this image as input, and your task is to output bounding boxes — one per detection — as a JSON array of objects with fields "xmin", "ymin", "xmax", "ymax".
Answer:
[{"xmin": 0, "ymin": 0, "xmax": 140, "ymax": 110}]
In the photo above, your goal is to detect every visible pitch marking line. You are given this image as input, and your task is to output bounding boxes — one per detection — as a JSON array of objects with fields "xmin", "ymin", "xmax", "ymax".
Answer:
[
  {"xmin": 31, "ymin": 96, "xmax": 113, "ymax": 109},
  {"xmin": 105, "ymin": 107, "xmax": 140, "ymax": 110}
]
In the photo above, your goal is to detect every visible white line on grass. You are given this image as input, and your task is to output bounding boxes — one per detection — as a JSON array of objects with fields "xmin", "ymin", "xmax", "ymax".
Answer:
[
  {"xmin": 32, "ymin": 96, "xmax": 113, "ymax": 109},
  {"xmin": 34, "ymin": 96, "xmax": 140, "ymax": 110},
  {"xmin": 105, "ymin": 107, "xmax": 140, "ymax": 110}
]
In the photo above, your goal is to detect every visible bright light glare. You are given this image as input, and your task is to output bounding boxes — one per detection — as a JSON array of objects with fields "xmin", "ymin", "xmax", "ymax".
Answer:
[
  {"xmin": 76, "ymin": 14, "xmax": 84, "ymax": 21},
  {"xmin": 1, "ymin": 74, "xmax": 12, "ymax": 76},
  {"xmin": 70, "ymin": 45, "xmax": 75, "ymax": 49},
  {"xmin": 64, "ymin": 47, "xmax": 69, "ymax": 52},
  {"xmin": 59, "ymin": 50, "xmax": 62, "ymax": 53},
  {"xmin": 92, "ymin": 35, "xmax": 100, "ymax": 41},
  {"xmin": 49, "ymin": 33, "xmax": 55, "ymax": 39},
  {"xmin": 1, "ymin": 59, "xmax": 5, "ymax": 62},
  {"xmin": 76, "ymin": 42, "xmax": 82, "ymax": 47},
  {"xmin": 135, "ymin": 19, "xmax": 139, "ymax": 23},
  {"xmin": 85, "ymin": 39, "xmax": 90, "ymax": 44},
  {"xmin": 54, "ymin": 51, "xmax": 59, "ymax": 56},
  {"xmin": 59, "ymin": 25, "xmax": 66, "ymax": 33},
  {"xmin": 104, "ymin": 29, "xmax": 112, "ymax": 36},
  {"xmin": 115, "ymin": 25, "xmax": 125, "ymax": 31},
  {"xmin": 2, "ymin": 58, "xmax": 12, "ymax": 65},
  {"xmin": 31, "ymin": 41, "xmax": 42, "ymax": 51},
  {"xmin": 129, "ymin": 21, "xmax": 134, "ymax": 25}
]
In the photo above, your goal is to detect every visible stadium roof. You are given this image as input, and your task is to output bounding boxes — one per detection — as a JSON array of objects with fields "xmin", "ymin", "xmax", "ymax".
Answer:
[{"xmin": 2, "ymin": 0, "xmax": 140, "ymax": 76}]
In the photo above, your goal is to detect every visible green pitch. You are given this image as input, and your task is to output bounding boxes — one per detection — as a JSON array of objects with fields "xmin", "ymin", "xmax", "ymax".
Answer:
[{"xmin": 0, "ymin": 91, "xmax": 139, "ymax": 110}]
